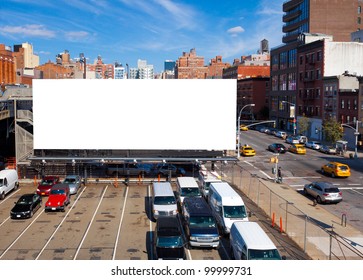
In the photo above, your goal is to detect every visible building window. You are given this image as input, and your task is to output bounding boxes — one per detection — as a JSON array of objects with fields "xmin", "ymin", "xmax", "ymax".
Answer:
[
  {"xmin": 299, "ymin": 55, "xmax": 303, "ymax": 65},
  {"xmin": 341, "ymin": 99, "xmax": 345, "ymax": 109},
  {"xmin": 358, "ymin": 17, "xmax": 362, "ymax": 24},
  {"xmin": 347, "ymin": 116, "xmax": 350, "ymax": 124},
  {"xmin": 348, "ymin": 100, "xmax": 351, "ymax": 110},
  {"xmin": 317, "ymin": 51, "xmax": 322, "ymax": 62},
  {"xmin": 316, "ymin": 88, "xmax": 320, "ymax": 98},
  {"xmin": 354, "ymin": 99, "xmax": 357, "ymax": 110},
  {"xmin": 359, "ymin": 6, "xmax": 362, "ymax": 14},
  {"xmin": 316, "ymin": 69, "xmax": 321, "ymax": 79},
  {"xmin": 279, "ymin": 52, "xmax": 287, "ymax": 70},
  {"xmin": 316, "ymin": 106, "xmax": 320, "ymax": 116},
  {"xmin": 288, "ymin": 72, "xmax": 296, "ymax": 90}
]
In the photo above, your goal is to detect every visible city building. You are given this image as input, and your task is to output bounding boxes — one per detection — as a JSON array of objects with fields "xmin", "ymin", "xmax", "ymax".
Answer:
[
  {"xmin": 128, "ymin": 59, "xmax": 154, "ymax": 79},
  {"xmin": 207, "ymin": 56, "xmax": 230, "ymax": 79},
  {"xmin": 13, "ymin": 42, "xmax": 39, "ymax": 69},
  {"xmin": 175, "ymin": 48, "xmax": 208, "ymax": 79},
  {"xmin": 270, "ymin": 0, "xmax": 362, "ymax": 134},
  {"xmin": 162, "ymin": 60, "xmax": 175, "ymax": 79},
  {"xmin": 237, "ymin": 77, "xmax": 270, "ymax": 121},
  {"xmin": 87, "ymin": 56, "xmax": 114, "ymax": 79},
  {"xmin": 35, "ymin": 60, "xmax": 74, "ymax": 79},
  {"xmin": 114, "ymin": 62, "xmax": 126, "ymax": 79},
  {"xmin": 0, "ymin": 44, "xmax": 16, "ymax": 85}
]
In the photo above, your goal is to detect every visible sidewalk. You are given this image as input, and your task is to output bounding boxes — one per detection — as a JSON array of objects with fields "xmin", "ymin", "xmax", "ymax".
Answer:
[{"xmin": 262, "ymin": 179, "xmax": 363, "ymax": 259}]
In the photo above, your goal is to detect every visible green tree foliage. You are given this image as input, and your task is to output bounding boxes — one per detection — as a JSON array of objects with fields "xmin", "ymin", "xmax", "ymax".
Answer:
[
  {"xmin": 323, "ymin": 118, "xmax": 343, "ymax": 144},
  {"xmin": 297, "ymin": 115, "xmax": 310, "ymax": 135}
]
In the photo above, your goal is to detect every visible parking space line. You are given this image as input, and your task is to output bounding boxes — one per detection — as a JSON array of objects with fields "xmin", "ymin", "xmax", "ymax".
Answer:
[
  {"xmin": 112, "ymin": 186, "xmax": 129, "ymax": 260},
  {"xmin": 0, "ymin": 189, "xmax": 21, "ymax": 206},
  {"xmin": 35, "ymin": 185, "xmax": 88, "ymax": 260},
  {"xmin": 0, "ymin": 209, "xmax": 44, "ymax": 259},
  {"xmin": 74, "ymin": 185, "xmax": 108, "ymax": 260}
]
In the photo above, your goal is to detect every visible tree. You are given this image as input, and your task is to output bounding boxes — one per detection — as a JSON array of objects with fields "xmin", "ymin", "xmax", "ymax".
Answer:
[
  {"xmin": 297, "ymin": 115, "xmax": 310, "ymax": 135},
  {"xmin": 322, "ymin": 118, "xmax": 343, "ymax": 144}
]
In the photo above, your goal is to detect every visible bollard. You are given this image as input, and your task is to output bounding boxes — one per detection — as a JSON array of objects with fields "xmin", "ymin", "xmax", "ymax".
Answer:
[
  {"xmin": 34, "ymin": 176, "xmax": 37, "ymax": 187},
  {"xmin": 114, "ymin": 178, "xmax": 118, "ymax": 188},
  {"xmin": 279, "ymin": 217, "xmax": 283, "ymax": 233},
  {"xmin": 271, "ymin": 212, "xmax": 275, "ymax": 228},
  {"xmin": 158, "ymin": 174, "xmax": 160, "ymax": 182},
  {"xmin": 138, "ymin": 174, "xmax": 141, "ymax": 185}
]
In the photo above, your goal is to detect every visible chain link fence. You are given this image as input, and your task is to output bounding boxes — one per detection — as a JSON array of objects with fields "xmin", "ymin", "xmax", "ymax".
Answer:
[{"xmin": 222, "ymin": 162, "xmax": 363, "ymax": 260}]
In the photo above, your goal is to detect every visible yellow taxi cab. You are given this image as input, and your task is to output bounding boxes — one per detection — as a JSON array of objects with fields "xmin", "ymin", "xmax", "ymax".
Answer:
[
  {"xmin": 288, "ymin": 144, "xmax": 306, "ymax": 154},
  {"xmin": 240, "ymin": 145, "xmax": 256, "ymax": 156},
  {"xmin": 321, "ymin": 162, "xmax": 351, "ymax": 178},
  {"xmin": 240, "ymin": 124, "xmax": 248, "ymax": 131}
]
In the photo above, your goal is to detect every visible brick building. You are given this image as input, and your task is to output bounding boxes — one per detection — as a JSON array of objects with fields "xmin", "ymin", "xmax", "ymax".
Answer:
[
  {"xmin": 207, "ymin": 56, "xmax": 230, "ymax": 79},
  {"xmin": 87, "ymin": 56, "xmax": 114, "ymax": 79},
  {"xmin": 35, "ymin": 61, "xmax": 74, "ymax": 79},
  {"xmin": 270, "ymin": 0, "xmax": 362, "ymax": 134},
  {"xmin": 0, "ymin": 44, "xmax": 16, "ymax": 85},
  {"xmin": 175, "ymin": 48, "xmax": 208, "ymax": 79}
]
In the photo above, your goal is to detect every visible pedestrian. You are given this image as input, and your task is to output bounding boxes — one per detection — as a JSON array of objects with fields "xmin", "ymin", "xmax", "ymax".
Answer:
[{"xmin": 277, "ymin": 167, "xmax": 282, "ymax": 183}]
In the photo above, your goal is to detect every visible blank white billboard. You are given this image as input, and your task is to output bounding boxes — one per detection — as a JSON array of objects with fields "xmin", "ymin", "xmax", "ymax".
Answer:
[{"xmin": 33, "ymin": 79, "xmax": 236, "ymax": 150}]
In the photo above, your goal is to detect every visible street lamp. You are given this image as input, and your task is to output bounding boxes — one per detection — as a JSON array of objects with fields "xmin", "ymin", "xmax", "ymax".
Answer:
[
  {"xmin": 237, "ymin": 103, "xmax": 255, "ymax": 158},
  {"xmin": 281, "ymin": 101, "xmax": 296, "ymax": 135}
]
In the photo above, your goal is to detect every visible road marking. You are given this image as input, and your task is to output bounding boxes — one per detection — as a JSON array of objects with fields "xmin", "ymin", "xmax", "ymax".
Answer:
[
  {"xmin": 0, "ymin": 189, "xmax": 20, "ymax": 205},
  {"xmin": 74, "ymin": 185, "xmax": 108, "ymax": 260},
  {"xmin": 112, "ymin": 185, "xmax": 129, "ymax": 260},
  {"xmin": 35, "ymin": 185, "xmax": 88, "ymax": 260},
  {"xmin": 0, "ymin": 209, "xmax": 44, "ymax": 259}
]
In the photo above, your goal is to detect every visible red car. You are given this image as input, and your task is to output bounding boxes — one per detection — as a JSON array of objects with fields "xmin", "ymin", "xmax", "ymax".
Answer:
[
  {"xmin": 45, "ymin": 184, "xmax": 70, "ymax": 212},
  {"xmin": 37, "ymin": 176, "xmax": 60, "ymax": 196}
]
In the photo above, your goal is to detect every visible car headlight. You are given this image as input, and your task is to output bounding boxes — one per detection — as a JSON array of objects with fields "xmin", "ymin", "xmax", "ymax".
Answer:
[
  {"xmin": 57, "ymin": 202, "xmax": 60, "ymax": 205},
  {"xmin": 190, "ymin": 236, "xmax": 197, "ymax": 241},
  {"xmin": 36, "ymin": 189, "xmax": 40, "ymax": 192}
]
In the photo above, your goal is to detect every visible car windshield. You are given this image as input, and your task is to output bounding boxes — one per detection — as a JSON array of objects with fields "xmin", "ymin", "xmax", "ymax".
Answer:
[
  {"xmin": 156, "ymin": 236, "xmax": 183, "ymax": 247},
  {"xmin": 50, "ymin": 189, "xmax": 65, "ymax": 195},
  {"xmin": 180, "ymin": 187, "xmax": 200, "ymax": 196},
  {"xmin": 244, "ymin": 147, "xmax": 253, "ymax": 151},
  {"xmin": 64, "ymin": 178, "xmax": 76, "ymax": 183},
  {"xmin": 40, "ymin": 179, "xmax": 54, "ymax": 185},
  {"xmin": 223, "ymin": 205, "xmax": 247, "ymax": 218},
  {"xmin": 325, "ymin": 188, "xmax": 340, "ymax": 193},
  {"xmin": 17, "ymin": 196, "xmax": 33, "ymax": 205},
  {"xmin": 0, "ymin": 178, "xmax": 3, "ymax": 185},
  {"xmin": 154, "ymin": 196, "xmax": 176, "ymax": 205},
  {"xmin": 248, "ymin": 249, "xmax": 281, "ymax": 260},
  {"xmin": 189, "ymin": 216, "xmax": 216, "ymax": 228}
]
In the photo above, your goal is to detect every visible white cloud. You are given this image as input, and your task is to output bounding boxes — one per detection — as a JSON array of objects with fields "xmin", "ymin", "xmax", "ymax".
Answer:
[
  {"xmin": 0, "ymin": 24, "xmax": 56, "ymax": 38},
  {"xmin": 227, "ymin": 26, "xmax": 245, "ymax": 35}
]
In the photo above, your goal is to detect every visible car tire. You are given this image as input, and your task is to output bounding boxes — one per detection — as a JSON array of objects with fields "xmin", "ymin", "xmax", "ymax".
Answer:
[
  {"xmin": 0, "ymin": 192, "xmax": 4, "ymax": 200},
  {"xmin": 316, "ymin": 196, "xmax": 322, "ymax": 204},
  {"xmin": 321, "ymin": 168, "xmax": 325, "ymax": 174},
  {"xmin": 29, "ymin": 210, "xmax": 33, "ymax": 218},
  {"xmin": 331, "ymin": 173, "xmax": 335, "ymax": 178},
  {"xmin": 303, "ymin": 189, "xmax": 308, "ymax": 196}
]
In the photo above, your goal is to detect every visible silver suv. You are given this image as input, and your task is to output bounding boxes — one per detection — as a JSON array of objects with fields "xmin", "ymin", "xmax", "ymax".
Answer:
[{"xmin": 303, "ymin": 181, "xmax": 342, "ymax": 204}]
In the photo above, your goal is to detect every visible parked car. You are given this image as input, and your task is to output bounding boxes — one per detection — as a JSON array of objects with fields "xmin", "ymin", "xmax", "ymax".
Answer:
[
  {"xmin": 288, "ymin": 144, "xmax": 306, "ymax": 154},
  {"xmin": 10, "ymin": 193, "xmax": 42, "ymax": 219},
  {"xmin": 303, "ymin": 181, "xmax": 342, "ymax": 204},
  {"xmin": 305, "ymin": 141, "xmax": 322, "ymax": 150},
  {"xmin": 45, "ymin": 184, "xmax": 70, "ymax": 212},
  {"xmin": 275, "ymin": 131, "xmax": 287, "ymax": 139},
  {"xmin": 295, "ymin": 135, "xmax": 308, "ymax": 144},
  {"xmin": 106, "ymin": 163, "xmax": 152, "ymax": 177},
  {"xmin": 37, "ymin": 176, "xmax": 60, "ymax": 196},
  {"xmin": 240, "ymin": 145, "xmax": 256, "ymax": 156},
  {"xmin": 153, "ymin": 163, "xmax": 186, "ymax": 177},
  {"xmin": 319, "ymin": 145, "xmax": 337, "ymax": 154},
  {"xmin": 285, "ymin": 136, "xmax": 300, "ymax": 144},
  {"xmin": 154, "ymin": 215, "xmax": 186, "ymax": 260},
  {"xmin": 62, "ymin": 175, "xmax": 82, "ymax": 195},
  {"xmin": 321, "ymin": 162, "xmax": 351, "ymax": 178},
  {"xmin": 268, "ymin": 143, "xmax": 287, "ymax": 154},
  {"xmin": 0, "ymin": 169, "xmax": 19, "ymax": 200}
]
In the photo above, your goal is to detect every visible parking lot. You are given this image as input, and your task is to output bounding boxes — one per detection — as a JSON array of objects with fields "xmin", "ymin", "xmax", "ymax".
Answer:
[{"xmin": 0, "ymin": 178, "xmax": 310, "ymax": 260}]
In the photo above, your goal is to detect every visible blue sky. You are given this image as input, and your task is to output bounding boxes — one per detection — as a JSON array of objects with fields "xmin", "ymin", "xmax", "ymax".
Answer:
[{"xmin": 0, "ymin": 0, "xmax": 285, "ymax": 73}]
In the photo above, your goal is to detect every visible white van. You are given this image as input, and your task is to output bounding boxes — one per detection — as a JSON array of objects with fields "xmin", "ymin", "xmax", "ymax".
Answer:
[
  {"xmin": 198, "ymin": 166, "xmax": 221, "ymax": 198},
  {"xmin": 176, "ymin": 176, "xmax": 201, "ymax": 204},
  {"xmin": 0, "ymin": 169, "xmax": 19, "ymax": 200},
  {"xmin": 208, "ymin": 182, "xmax": 248, "ymax": 234},
  {"xmin": 230, "ymin": 221, "xmax": 283, "ymax": 260},
  {"xmin": 152, "ymin": 182, "xmax": 178, "ymax": 220}
]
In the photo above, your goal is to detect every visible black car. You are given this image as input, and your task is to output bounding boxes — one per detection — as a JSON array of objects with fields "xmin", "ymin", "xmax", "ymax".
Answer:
[
  {"xmin": 154, "ymin": 215, "xmax": 186, "ymax": 260},
  {"xmin": 268, "ymin": 143, "xmax": 287, "ymax": 154},
  {"xmin": 10, "ymin": 193, "xmax": 42, "ymax": 219}
]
